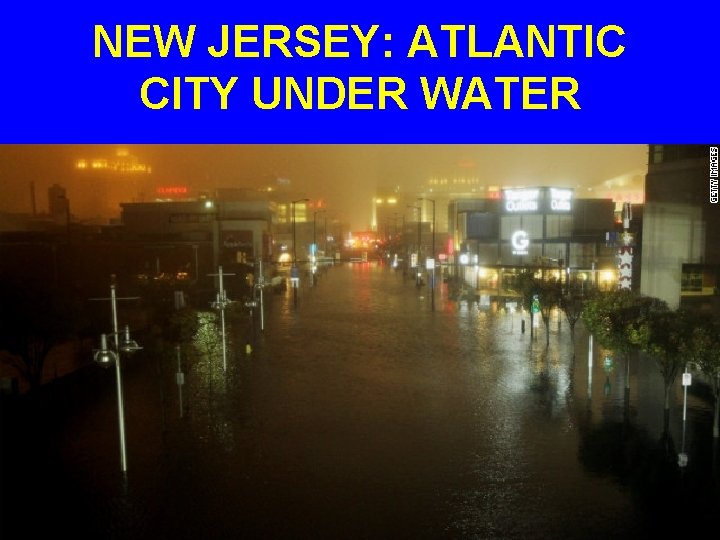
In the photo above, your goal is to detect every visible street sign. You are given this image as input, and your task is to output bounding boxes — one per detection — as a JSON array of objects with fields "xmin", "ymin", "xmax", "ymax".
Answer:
[
  {"xmin": 682, "ymin": 373, "xmax": 692, "ymax": 386},
  {"xmin": 426, "ymin": 258, "xmax": 435, "ymax": 270},
  {"xmin": 531, "ymin": 295, "xmax": 540, "ymax": 314}
]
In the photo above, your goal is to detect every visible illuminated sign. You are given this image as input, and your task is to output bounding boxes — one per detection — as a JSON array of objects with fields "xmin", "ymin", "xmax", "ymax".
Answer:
[
  {"xmin": 511, "ymin": 230, "xmax": 529, "ymax": 255},
  {"xmin": 157, "ymin": 186, "xmax": 188, "ymax": 195},
  {"xmin": 502, "ymin": 187, "xmax": 573, "ymax": 213},
  {"xmin": 504, "ymin": 189, "xmax": 540, "ymax": 213},
  {"xmin": 549, "ymin": 188, "xmax": 572, "ymax": 211}
]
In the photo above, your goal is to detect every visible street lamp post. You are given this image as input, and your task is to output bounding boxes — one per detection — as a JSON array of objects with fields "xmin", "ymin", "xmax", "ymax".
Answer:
[
  {"xmin": 419, "ymin": 198, "xmax": 436, "ymax": 311},
  {"xmin": 91, "ymin": 280, "xmax": 142, "ymax": 475},
  {"xmin": 209, "ymin": 265, "xmax": 234, "ymax": 372},
  {"xmin": 192, "ymin": 244, "xmax": 199, "ymax": 283},
  {"xmin": 291, "ymin": 198, "xmax": 309, "ymax": 307},
  {"xmin": 324, "ymin": 214, "xmax": 328, "ymax": 258},
  {"xmin": 313, "ymin": 209, "xmax": 325, "ymax": 284},
  {"xmin": 679, "ymin": 363, "xmax": 692, "ymax": 468},
  {"xmin": 407, "ymin": 205, "xmax": 421, "ymax": 287}
]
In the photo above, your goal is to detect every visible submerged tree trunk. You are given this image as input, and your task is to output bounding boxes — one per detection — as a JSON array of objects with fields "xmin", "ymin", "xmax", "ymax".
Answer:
[{"xmin": 663, "ymin": 382, "xmax": 671, "ymax": 435}]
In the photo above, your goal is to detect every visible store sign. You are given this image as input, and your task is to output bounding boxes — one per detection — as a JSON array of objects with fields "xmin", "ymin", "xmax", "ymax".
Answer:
[
  {"xmin": 549, "ymin": 188, "xmax": 573, "ymax": 212},
  {"xmin": 502, "ymin": 187, "xmax": 573, "ymax": 213},
  {"xmin": 511, "ymin": 230, "xmax": 529, "ymax": 255},
  {"xmin": 504, "ymin": 188, "xmax": 540, "ymax": 213}
]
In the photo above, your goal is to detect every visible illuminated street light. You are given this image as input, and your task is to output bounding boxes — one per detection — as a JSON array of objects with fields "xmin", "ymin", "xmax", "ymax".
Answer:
[{"xmin": 91, "ymin": 280, "xmax": 142, "ymax": 475}]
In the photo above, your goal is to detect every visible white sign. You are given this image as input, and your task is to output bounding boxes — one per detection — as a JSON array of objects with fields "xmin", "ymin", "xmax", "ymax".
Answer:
[
  {"xmin": 549, "ymin": 188, "xmax": 573, "ymax": 211},
  {"xmin": 425, "ymin": 258, "xmax": 435, "ymax": 270},
  {"xmin": 504, "ymin": 188, "xmax": 540, "ymax": 212},
  {"xmin": 511, "ymin": 230, "xmax": 529, "ymax": 255},
  {"xmin": 503, "ymin": 187, "xmax": 573, "ymax": 212},
  {"xmin": 682, "ymin": 372, "xmax": 692, "ymax": 386}
]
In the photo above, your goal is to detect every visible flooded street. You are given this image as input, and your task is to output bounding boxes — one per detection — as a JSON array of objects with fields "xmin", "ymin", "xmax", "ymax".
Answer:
[{"xmin": 3, "ymin": 262, "xmax": 719, "ymax": 539}]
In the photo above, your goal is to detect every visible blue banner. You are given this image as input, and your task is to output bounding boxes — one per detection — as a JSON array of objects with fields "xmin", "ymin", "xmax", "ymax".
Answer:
[{"xmin": 1, "ymin": 2, "xmax": 716, "ymax": 143}]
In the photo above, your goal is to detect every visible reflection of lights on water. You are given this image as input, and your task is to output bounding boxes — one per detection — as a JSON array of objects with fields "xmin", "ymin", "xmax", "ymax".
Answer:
[
  {"xmin": 193, "ymin": 311, "xmax": 221, "ymax": 355},
  {"xmin": 189, "ymin": 311, "xmax": 237, "ymax": 452}
]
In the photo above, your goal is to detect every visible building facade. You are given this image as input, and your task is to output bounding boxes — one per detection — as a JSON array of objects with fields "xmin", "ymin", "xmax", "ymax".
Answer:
[
  {"xmin": 454, "ymin": 187, "xmax": 619, "ymax": 295},
  {"xmin": 640, "ymin": 144, "xmax": 719, "ymax": 310}
]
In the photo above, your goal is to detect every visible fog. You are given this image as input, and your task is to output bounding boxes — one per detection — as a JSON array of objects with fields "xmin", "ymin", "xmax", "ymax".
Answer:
[{"xmin": 0, "ymin": 145, "xmax": 647, "ymax": 229}]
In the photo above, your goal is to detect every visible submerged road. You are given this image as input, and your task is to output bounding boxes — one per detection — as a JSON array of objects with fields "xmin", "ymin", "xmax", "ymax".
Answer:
[{"xmin": 2, "ymin": 262, "xmax": 718, "ymax": 538}]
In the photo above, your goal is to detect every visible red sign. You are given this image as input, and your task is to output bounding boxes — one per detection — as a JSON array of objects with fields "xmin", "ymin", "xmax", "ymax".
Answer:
[{"xmin": 156, "ymin": 186, "xmax": 188, "ymax": 195}]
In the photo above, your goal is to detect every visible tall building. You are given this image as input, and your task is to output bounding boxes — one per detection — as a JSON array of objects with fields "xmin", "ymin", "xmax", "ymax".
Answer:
[
  {"xmin": 73, "ymin": 148, "xmax": 152, "ymax": 223},
  {"xmin": 640, "ymin": 144, "xmax": 719, "ymax": 310}
]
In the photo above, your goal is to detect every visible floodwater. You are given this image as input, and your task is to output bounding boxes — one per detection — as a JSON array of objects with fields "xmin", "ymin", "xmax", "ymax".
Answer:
[{"xmin": 2, "ymin": 262, "xmax": 719, "ymax": 539}]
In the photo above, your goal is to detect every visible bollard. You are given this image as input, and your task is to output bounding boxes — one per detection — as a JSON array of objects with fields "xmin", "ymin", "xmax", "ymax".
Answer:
[{"xmin": 521, "ymin": 319, "xmax": 526, "ymax": 333}]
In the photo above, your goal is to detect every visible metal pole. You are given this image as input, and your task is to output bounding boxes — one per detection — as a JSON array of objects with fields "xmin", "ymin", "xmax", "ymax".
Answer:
[
  {"xmin": 291, "ymin": 199, "xmax": 308, "ymax": 307},
  {"xmin": 208, "ymin": 266, "xmax": 234, "ymax": 371},
  {"xmin": 292, "ymin": 201, "xmax": 297, "ymax": 263},
  {"xmin": 193, "ymin": 244, "xmax": 199, "ymax": 282},
  {"xmin": 218, "ymin": 265, "xmax": 228, "ymax": 372},
  {"xmin": 416, "ymin": 207, "xmax": 421, "ymax": 287},
  {"xmin": 110, "ymin": 284, "xmax": 128, "ymax": 473},
  {"xmin": 220, "ymin": 301, "xmax": 227, "ymax": 372},
  {"xmin": 259, "ymin": 260, "xmax": 265, "ymax": 332},
  {"xmin": 679, "ymin": 363, "xmax": 690, "ymax": 468},
  {"xmin": 587, "ymin": 334, "xmax": 594, "ymax": 400},
  {"xmin": 431, "ymin": 199, "xmax": 435, "ymax": 311},
  {"xmin": 176, "ymin": 345, "xmax": 184, "ymax": 418}
]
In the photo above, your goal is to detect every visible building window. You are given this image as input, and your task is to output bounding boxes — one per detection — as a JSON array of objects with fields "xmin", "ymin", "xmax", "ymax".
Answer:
[{"xmin": 681, "ymin": 265, "xmax": 703, "ymax": 293}]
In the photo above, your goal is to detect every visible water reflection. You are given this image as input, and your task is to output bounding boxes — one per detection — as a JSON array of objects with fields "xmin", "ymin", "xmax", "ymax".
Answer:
[{"xmin": 3, "ymin": 262, "xmax": 719, "ymax": 539}]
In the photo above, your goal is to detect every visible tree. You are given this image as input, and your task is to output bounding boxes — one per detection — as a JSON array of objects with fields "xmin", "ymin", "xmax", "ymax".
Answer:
[
  {"xmin": 0, "ymin": 282, "xmax": 87, "ymax": 392},
  {"xmin": 583, "ymin": 290, "xmax": 669, "ymax": 418},
  {"xmin": 628, "ymin": 309, "xmax": 687, "ymax": 434},
  {"xmin": 559, "ymin": 287, "xmax": 586, "ymax": 338},
  {"xmin": 512, "ymin": 271, "xmax": 562, "ymax": 347},
  {"xmin": 678, "ymin": 312, "xmax": 720, "ymax": 439}
]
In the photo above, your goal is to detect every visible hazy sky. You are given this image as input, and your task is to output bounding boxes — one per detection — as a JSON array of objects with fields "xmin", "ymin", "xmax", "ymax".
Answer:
[{"xmin": 0, "ymin": 145, "xmax": 647, "ymax": 229}]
